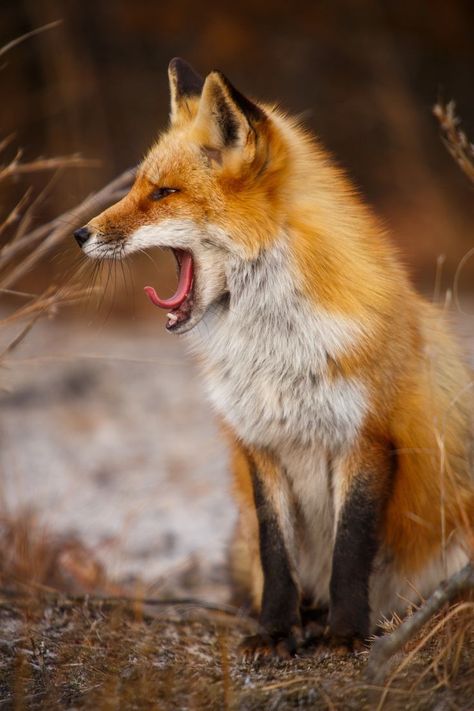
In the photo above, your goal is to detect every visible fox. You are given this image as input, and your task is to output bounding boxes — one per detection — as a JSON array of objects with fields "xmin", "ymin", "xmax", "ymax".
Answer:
[{"xmin": 74, "ymin": 58, "xmax": 474, "ymax": 658}]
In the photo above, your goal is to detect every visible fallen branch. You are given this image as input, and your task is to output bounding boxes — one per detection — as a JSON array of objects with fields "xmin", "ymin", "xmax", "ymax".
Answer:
[
  {"xmin": 368, "ymin": 562, "xmax": 474, "ymax": 683},
  {"xmin": 0, "ymin": 586, "xmax": 256, "ymax": 629}
]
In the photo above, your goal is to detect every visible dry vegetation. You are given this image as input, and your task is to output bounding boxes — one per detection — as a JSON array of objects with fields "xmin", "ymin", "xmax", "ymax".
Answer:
[
  {"xmin": 0, "ymin": 571, "xmax": 472, "ymax": 709},
  {"xmin": 0, "ymin": 62, "xmax": 473, "ymax": 708}
]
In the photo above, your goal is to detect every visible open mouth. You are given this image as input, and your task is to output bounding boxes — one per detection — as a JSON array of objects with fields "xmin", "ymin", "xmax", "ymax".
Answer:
[{"xmin": 144, "ymin": 248, "xmax": 195, "ymax": 331}]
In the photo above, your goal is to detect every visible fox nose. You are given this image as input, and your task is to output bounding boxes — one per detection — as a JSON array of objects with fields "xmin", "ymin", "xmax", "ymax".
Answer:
[{"xmin": 74, "ymin": 226, "xmax": 91, "ymax": 247}]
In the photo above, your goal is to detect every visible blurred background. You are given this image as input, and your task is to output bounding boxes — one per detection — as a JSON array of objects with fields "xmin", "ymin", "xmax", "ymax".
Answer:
[
  {"xmin": 3, "ymin": 0, "xmax": 474, "ymax": 295},
  {"xmin": 0, "ymin": 0, "xmax": 473, "ymax": 599}
]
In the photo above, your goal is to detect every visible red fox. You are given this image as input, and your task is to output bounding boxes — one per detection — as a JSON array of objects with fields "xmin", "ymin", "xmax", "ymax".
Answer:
[{"xmin": 74, "ymin": 58, "xmax": 473, "ymax": 657}]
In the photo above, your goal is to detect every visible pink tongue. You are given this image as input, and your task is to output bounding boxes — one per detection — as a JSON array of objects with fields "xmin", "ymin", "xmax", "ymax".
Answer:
[{"xmin": 144, "ymin": 251, "xmax": 194, "ymax": 309}]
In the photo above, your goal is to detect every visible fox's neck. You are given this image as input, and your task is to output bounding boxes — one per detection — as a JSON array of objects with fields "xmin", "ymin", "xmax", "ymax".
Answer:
[
  {"xmin": 189, "ymin": 238, "xmax": 367, "ymax": 452},
  {"xmin": 193, "ymin": 238, "xmax": 362, "ymax": 371}
]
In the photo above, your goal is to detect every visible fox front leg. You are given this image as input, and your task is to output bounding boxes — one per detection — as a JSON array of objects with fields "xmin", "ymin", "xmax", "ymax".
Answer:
[
  {"xmin": 240, "ymin": 461, "xmax": 302, "ymax": 660},
  {"xmin": 328, "ymin": 448, "xmax": 394, "ymax": 651}
]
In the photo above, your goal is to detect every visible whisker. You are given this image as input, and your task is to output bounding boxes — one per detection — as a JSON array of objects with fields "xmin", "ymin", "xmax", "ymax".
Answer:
[
  {"xmin": 118, "ymin": 245, "xmax": 130, "ymax": 297},
  {"xmin": 102, "ymin": 245, "xmax": 120, "ymax": 324},
  {"xmin": 96, "ymin": 259, "xmax": 111, "ymax": 313},
  {"xmin": 126, "ymin": 257, "xmax": 138, "ymax": 313}
]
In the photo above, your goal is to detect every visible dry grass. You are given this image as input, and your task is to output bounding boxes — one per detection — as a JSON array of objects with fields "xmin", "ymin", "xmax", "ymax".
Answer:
[
  {"xmin": 371, "ymin": 601, "xmax": 474, "ymax": 711},
  {"xmin": 433, "ymin": 100, "xmax": 474, "ymax": 185},
  {"xmin": 0, "ymin": 140, "xmax": 98, "ymax": 346},
  {"xmin": 0, "ymin": 576, "xmax": 472, "ymax": 710},
  {"xmin": 0, "ymin": 497, "xmax": 472, "ymax": 709},
  {"xmin": 0, "ymin": 510, "xmax": 110, "ymax": 596}
]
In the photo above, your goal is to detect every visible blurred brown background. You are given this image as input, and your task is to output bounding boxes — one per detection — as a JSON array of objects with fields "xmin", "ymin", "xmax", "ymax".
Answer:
[{"xmin": 2, "ymin": 0, "xmax": 474, "ymax": 309}]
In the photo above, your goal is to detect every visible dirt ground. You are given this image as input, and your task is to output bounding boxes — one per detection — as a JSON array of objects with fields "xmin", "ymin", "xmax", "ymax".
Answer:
[
  {"xmin": 0, "ymin": 589, "xmax": 472, "ymax": 710},
  {"xmin": 0, "ymin": 307, "xmax": 473, "ymax": 709}
]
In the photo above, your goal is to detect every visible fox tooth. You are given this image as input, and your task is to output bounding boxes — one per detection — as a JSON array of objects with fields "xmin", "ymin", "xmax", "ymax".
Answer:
[{"xmin": 167, "ymin": 313, "xmax": 178, "ymax": 324}]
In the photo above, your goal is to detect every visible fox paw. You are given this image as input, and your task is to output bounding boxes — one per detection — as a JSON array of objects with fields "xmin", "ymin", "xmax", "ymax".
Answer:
[
  {"xmin": 239, "ymin": 629, "xmax": 302, "ymax": 661},
  {"xmin": 322, "ymin": 628, "xmax": 369, "ymax": 656}
]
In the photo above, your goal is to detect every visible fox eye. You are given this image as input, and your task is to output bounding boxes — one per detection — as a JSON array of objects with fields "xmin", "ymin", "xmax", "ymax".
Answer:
[{"xmin": 149, "ymin": 187, "xmax": 179, "ymax": 201}]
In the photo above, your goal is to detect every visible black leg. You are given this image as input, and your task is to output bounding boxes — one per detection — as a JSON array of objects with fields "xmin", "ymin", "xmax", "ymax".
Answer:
[
  {"xmin": 240, "ymin": 462, "xmax": 301, "ymax": 659},
  {"xmin": 328, "ymin": 479, "xmax": 381, "ymax": 645}
]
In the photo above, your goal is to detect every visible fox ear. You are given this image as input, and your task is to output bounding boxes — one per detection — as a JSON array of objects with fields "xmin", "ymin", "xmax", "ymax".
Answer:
[
  {"xmin": 168, "ymin": 57, "xmax": 204, "ymax": 124},
  {"xmin": 194, "ymin": 71, "xmax": 266, "ymax": 162}
]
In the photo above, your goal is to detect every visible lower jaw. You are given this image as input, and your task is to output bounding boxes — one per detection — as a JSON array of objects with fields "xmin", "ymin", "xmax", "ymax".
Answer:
[
  {"xmin": 165, "ymin": 292, "xmax": 196, "ymax": 333},
  {"xmin": 165, "ymin": 292, "xmax": 229, "ymax": 334},
  {"xmin": 166, "ymin": 308, "xmax": 192, "ymax": 332},
  {"xmin": 167, "ymin": 319, "xmax": 190, "ymax": 334},
  {"xmin": 166, "ymin": 307, "xmax": 201, "ymax": 334},
  {"xmin": 166, "ymin": 317, "xmax": 199, "ymax": 335}
]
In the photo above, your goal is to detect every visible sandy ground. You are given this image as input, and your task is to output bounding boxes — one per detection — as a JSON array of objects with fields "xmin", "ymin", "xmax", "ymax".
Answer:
[{"xmin": 0, "ymin": 315, "xmax": 233, "ymax": 600}]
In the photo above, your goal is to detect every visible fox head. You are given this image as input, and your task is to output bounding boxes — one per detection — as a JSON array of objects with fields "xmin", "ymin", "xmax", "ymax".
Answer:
[{"xmin": 75, "ymin": 58, "xmax": 291, "ymax": 333}]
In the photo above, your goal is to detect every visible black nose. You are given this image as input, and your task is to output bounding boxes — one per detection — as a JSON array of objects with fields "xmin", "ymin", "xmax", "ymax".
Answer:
[{"xmin": 74, "ymin": 226, "xmax": 91, "ymax": 247}]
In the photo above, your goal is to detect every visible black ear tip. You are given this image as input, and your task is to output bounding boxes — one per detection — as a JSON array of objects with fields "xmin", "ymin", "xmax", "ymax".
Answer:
[
  {"xmin": 168, "ymin": 57, "xmax": 186, "ymax": 74},
  {"xmin": 168, "ymin": 57, "xmax": 204, "ymax": 97},
  {"xmin": 209, "ymin": 70, "xmax": 232, "ymax": 92},
  {"xmin": 210, "ymin": 71, "xmax": 266, "ymax": 125}
]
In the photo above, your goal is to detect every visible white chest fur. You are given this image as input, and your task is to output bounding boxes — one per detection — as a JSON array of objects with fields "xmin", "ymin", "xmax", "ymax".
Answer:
[
  {"xmin": 189, "ymin": 241, "xmax": 369, "ymax": 606},
  {"xmin": 190, "ymin": 242, "xmax": 368, "ymax": 454}
]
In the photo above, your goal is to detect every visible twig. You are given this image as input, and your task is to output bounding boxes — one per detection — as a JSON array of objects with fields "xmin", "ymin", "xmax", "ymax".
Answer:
[
  {"xmin": 0, "ymin": 188, "xmax": 32, "ymax": 238},
  {"xmin": 0, "ymin": 289, "xmax": 39, "ymax": 298},
  {"xmin": 13, "ymin": 168, "xmax": 63, "ymax": 242},
  {"xmin": 368, "ymin": 563, "xmax": 474, "ymax": 683},
  {"xmin": 0, "ymin": 287, "xmax": 91, "ymax": 326},
  {"xmin": 433, "ymin": 100, "xmax": 474, "ymax": 185},
  {"xmin": 0, "ymin": 155, "xmax": 100, "ymax": 182},
  {"xmin": 0, "ymin": 135, "xmax": 16, "ymax": 153},
  {"xmin": 0, "ymin": 167, "xmax": 135, "ymax": 287},
  {"xmin": 0, "ymin": 20, "xmax": 62, "ymax": 59},
  {"xmin": 0, "ymin": 312, "xmax": 42, "ymax": 360}
]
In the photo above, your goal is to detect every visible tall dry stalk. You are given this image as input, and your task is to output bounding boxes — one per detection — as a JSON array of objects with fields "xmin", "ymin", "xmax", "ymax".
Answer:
[
  {"xmin": 0, "ymin": 26, "xmax": 138, "ymax": 603},
  {"xmin": 0, "ymin": 135, "xmax": 134, "ymax": 351},
  {"xmin": 0, "ymin": 18, "xmax": 135, "ymax": 346},
  {"xmin": 433, "ymin": 100, "xmax": 474, "ymax": 185}
]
